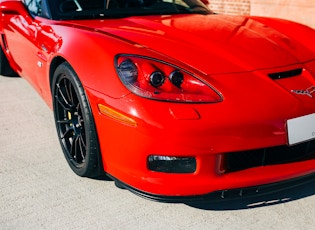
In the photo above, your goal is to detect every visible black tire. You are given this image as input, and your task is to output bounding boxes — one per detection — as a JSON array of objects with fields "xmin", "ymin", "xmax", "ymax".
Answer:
[
  {"xmin": 52, "ymin": 62, "xmax": 100, "ymax": 177},
  {"xmin": 0, "ymin": 46, "xmax": 18, "ymax": 77}
]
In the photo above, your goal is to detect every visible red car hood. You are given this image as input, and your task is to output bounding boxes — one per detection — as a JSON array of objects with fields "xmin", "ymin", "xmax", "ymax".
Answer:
[{"xmin": 73, "ymin": 14, "xmax": 315, "ymax": 74}]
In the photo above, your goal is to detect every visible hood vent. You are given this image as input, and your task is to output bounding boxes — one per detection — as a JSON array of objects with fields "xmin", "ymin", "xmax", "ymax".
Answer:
[{"xmin": 268, "ymin": 68, "xmax": 303, "ymax": 80}]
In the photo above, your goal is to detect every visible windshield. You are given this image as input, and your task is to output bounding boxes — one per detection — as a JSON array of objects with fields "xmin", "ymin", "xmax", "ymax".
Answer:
[{"xmin": 52, "ymin": 0, "xmax": 213, "ymax": 20}]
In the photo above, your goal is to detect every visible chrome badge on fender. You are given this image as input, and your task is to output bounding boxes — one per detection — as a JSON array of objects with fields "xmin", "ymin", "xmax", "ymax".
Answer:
[{"xmin": 291, "ymin": 86, "xmax": 315, "ymax": 98}]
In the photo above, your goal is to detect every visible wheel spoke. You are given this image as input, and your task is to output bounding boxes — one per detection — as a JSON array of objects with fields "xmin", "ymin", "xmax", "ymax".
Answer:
[
  {"xmin": 56, "ymin": 82, "xmax": 71, "ymax": 107},
  {"xmin": 64, "ymin": 78, "xmax": 75, "ymax": 106},
  {"xmin": 78, "ymin": 135, "xmax": 86, "ymax": 163},
  {"xmin": 60, "ymin": 128, "xmax": 73, "ymax": 139},
  {"xmin": 68, "ymin": 133, "xmax": 86, "ymax": 164},
  {"xmin": 76, "ymin": 102, "xmax": 81, "ymax": 112},
  {"xmin": 79, "ymin": 133, "xmax": 86, "ymax": 149},
  {"xmin": 55, "ymin": 95, "xmax": 71, "ymax": 112},
  {"xmin": 76, "ymin": 103, "xmax": 85, "ymax": 125},
  {"xmin": 72, "ymin": 135, "xmax": 79, "ymax": 161},
  {"xmin": 70, "ymin": 136, "xmax": 75, "ymax": 159},
  {"xmin": 57, "ymin": 119, "xmax": 72, "ymax": 124}
]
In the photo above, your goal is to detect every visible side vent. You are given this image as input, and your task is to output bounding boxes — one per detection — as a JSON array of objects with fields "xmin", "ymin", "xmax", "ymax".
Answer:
[
  {"xmin": 268, "ymin": 68, "xmax": 303, "ymax": 80},
  {"xmin": 1, "ymin": 34, "xmax": 9, "ymax": 51}
]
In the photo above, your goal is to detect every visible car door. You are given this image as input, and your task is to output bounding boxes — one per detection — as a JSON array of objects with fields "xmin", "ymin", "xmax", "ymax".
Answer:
[
  {"xmin": 2, "ymin": 1, "xmax": 41, "ymax": 81},
  {"xmin": 2, "ymin": 0, "xmax": 60, "ymax": 100}
]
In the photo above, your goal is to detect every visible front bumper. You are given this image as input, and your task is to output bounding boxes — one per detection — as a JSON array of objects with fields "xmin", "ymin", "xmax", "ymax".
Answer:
[{"xmin": 85, "ymin": 62, "xmax": 315, "ymax": 197}]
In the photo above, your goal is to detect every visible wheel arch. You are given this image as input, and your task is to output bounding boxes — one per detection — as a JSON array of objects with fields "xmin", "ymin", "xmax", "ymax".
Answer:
[{"xmin": 49, "ymin": 56, "xmax": 67, "ymax": 94}]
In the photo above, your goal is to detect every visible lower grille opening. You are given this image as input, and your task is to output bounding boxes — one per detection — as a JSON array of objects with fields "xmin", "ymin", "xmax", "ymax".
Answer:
[{"xmin": 224, "ymin": 139, "xmax": 315, "ymax": 173}]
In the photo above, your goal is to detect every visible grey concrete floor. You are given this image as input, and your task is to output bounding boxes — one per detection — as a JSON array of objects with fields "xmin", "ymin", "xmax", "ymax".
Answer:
[{"xmin": 1, "ymin": 76, "xmax": 315, "ymax": 230}]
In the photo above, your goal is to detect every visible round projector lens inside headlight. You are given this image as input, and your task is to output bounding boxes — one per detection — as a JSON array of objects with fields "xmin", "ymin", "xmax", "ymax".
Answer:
[
  {"xmin": 118, "ymin": 59, "xmax": 138, "ymax": 83},
  {"xmin": 169, "ymin": 70, "xmax": 184, "ymax": 88},
  {"xmin": 150, "ymin": 71, "xmax": 165, "ymax": 87}
]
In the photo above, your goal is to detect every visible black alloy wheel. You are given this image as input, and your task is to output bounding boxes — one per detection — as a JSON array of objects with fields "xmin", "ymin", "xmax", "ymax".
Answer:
[{"xmin": 52, "ymin": 62, "xmax": 100, "ymax": 177}]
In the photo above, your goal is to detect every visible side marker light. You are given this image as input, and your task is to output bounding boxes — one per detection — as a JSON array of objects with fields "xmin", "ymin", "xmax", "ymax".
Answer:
[{"xmin": 98, "ymin": 104, "xmax": 137, "ymax": 127}]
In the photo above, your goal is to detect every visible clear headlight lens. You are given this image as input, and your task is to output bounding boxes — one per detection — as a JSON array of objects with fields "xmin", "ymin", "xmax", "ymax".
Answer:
[
  {"xmin": 117, "ymin": 59, "xmax": 138, "ymax": 83},
  {"xmin": 115, "ymin": 55, "xmax": 222, "ymax": 103}
]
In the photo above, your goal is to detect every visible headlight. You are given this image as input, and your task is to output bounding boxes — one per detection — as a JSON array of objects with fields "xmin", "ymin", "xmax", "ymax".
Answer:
[
  {"xmin": 117, "ymin": 59, "xmax": 138, "ymax": 83},
  {"xmin": 115, "ymin": 55, "xmax": 222, "ymax": 103}
]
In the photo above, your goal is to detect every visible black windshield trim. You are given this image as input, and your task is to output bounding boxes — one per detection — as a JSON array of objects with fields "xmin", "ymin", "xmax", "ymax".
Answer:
[{"xmin": 49, "ymin": 0, "xmax": 213, "ymax": 20}]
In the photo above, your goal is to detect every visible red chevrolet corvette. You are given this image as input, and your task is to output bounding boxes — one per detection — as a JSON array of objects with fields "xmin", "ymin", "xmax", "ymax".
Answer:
[{"xmin": 1, "ymin": 0, "xmax": 315, "ymax": 201}]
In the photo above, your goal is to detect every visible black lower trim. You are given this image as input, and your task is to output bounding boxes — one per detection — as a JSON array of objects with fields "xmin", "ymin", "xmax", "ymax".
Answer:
[
  {"xmin": 107, "ymin": 173, "xmax": 315, "ymax": 203},
  {"xmin": 225, "ymin": 139, "xmax": 315, "ymax": 173}
]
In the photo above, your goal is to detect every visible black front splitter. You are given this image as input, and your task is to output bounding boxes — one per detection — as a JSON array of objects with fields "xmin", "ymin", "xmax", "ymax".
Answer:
[{"xmin": 107, "ymin": 173, "xmax": 315, "ymax": 203}]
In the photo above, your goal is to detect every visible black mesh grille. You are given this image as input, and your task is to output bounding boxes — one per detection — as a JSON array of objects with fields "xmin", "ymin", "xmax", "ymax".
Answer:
[{"xmin": 224, "ymin": 139, "xmax": 315, "ymax": 173}]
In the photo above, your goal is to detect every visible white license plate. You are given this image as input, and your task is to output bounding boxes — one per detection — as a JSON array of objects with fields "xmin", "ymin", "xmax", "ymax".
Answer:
[{"xmin": 287, "ymin": 113, "xmax": 315, "ymax": 145}]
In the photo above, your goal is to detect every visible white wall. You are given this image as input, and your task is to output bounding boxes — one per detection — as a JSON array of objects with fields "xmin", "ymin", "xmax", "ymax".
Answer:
[{"xmin": 251, "ymin": 0, "xmax": 315, "ymax": 29}]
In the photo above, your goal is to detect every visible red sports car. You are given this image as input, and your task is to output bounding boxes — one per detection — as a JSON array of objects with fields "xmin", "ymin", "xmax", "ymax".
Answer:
[{"xmin": 1, "ymin": 0, "xmax": 315, "ymax": 201}]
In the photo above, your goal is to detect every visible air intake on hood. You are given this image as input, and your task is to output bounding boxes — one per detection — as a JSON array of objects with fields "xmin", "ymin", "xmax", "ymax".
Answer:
[{"xmin": 268, "ymin": 68, "xmax": 303, "ymax": 80}]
